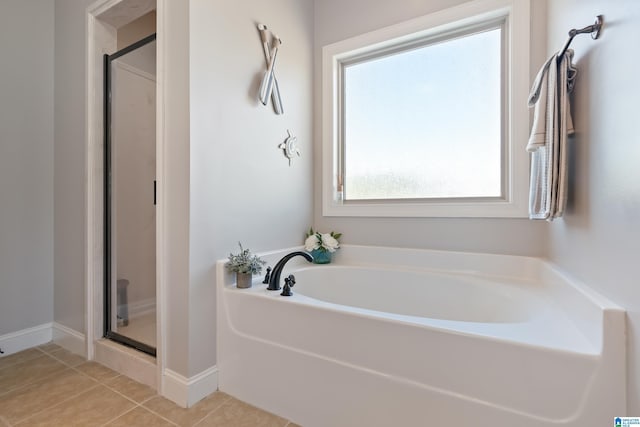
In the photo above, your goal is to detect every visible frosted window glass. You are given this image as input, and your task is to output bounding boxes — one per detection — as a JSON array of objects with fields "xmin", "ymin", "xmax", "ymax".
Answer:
[{"xmin": 343, "ymin": 28, "xmax": 502, "ymax": 200}]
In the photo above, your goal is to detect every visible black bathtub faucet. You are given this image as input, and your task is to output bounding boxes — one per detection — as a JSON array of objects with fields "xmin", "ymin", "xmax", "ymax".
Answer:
[{"xmin": 267, "ymin": 251, "xmax": 313, "ymax": 291}]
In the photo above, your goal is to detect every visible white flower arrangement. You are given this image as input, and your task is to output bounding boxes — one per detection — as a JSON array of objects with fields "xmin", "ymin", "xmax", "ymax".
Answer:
[{"xmin": 304, "ymin": 228, "xmax": 342, "ymax": 253}]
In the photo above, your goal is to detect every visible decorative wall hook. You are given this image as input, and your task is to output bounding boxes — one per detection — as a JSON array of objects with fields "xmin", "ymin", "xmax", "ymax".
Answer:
[
  {"xmin": 279, "ymin": 130, "xmax": 300, "ymax": 166},
  {"xmin": 557, "ymin": 15, "xmax": 604, "ymax": 59}
]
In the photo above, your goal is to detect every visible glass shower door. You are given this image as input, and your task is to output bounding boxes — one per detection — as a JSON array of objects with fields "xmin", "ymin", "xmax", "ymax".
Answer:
[{"xmin": 104, "ymin": 34, "xmax": 157, "ymax": 356}]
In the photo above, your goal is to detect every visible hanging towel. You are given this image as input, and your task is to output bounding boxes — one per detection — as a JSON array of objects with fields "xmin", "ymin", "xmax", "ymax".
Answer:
[{"xmin": 526, "ymin": 49, "xmax": 576, "ymax": 220}]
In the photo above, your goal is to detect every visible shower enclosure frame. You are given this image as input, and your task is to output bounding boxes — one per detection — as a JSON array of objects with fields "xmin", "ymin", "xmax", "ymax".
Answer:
[{"xmin": 103, "ymin": 33, "xmax": 157, "ymax": 357}]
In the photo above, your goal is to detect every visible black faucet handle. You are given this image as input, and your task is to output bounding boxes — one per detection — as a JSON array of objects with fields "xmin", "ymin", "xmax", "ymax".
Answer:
[
  {"xmin": 281, "ymin": 276, "xmax": 294, "ymax": 296},
  {"xmin": 262, "ymin": 266, "xmax": 272, "ymax": 284}
]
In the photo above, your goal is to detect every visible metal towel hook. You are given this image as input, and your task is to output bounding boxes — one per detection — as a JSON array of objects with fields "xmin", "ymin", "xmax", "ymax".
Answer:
[{"xmin": 558, "ymin": 15, "xmax": 604, "ymax": 59}]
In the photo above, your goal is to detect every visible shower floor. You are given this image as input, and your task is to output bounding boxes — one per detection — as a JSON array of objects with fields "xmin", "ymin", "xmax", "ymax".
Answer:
[{"xmin": 117, "ymin": 312, "xmax": 156, "ymax": 348}]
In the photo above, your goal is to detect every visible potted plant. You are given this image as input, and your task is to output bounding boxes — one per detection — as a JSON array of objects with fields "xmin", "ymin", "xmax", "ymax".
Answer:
[
  {"xmin": 304, "ymin": 228, "xmax": 342, "ymax": 264},
  {"xmin": 225, "ymin": 243, "xmax": 266, "ymax": 288}
]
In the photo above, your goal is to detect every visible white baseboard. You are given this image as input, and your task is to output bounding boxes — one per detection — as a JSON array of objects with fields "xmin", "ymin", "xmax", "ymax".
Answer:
[
  {"xmin": 52, "ymin": 322, "xmax": 86, "ymax": 357},
  {"xmin": 163, "ymin": 366, "xmax": 219, "ymax": 408},
  {"xmin": 0, "ymin": 323, "xmax": 53, "ymax": 356}
]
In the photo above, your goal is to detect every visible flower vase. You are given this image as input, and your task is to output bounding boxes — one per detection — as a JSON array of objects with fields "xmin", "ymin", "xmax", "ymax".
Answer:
[
  {"xmin": 236, "ymin": 272, "xmax": 253, "ymax": 289},
  {"xmin": 310, "ymin": 249, "xmax": 332, "ymax": 264}
]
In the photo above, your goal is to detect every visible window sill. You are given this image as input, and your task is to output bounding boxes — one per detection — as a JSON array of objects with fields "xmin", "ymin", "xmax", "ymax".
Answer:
[{"xmin": 322, "ymin": 198, "xmax": 528, "ymax": 218}]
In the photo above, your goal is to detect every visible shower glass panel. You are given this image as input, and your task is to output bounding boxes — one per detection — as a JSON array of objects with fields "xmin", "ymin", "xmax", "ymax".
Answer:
[{"xmin": 104, "ymin": 34, "xmax": 156, "ymax": 356}]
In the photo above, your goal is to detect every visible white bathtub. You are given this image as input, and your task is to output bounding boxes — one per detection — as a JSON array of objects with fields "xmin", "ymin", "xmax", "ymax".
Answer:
[{"xmin": 216, "ymin": 245, "xmax": 626, "ymax": 427}]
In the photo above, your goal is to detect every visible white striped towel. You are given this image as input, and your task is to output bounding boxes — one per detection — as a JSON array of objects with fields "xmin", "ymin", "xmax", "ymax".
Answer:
[{"xmin": 526, "ymin": 49, "xmax": 576, "ymax": 220}]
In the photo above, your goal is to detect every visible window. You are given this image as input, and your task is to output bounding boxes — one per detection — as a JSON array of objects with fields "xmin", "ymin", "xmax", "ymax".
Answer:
[
  {"xmin": 322, "ymin": 0, "xmax": 531, "ymax": 217},
  {"xmin": 343, "ymin": 25, "xmax": 503, "ymax": 201}
]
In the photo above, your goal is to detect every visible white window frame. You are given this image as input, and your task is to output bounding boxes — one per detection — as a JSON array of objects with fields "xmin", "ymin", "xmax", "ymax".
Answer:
[{"xmin": 321, "ymin": 0, "xmax": 530, "ymax": 218}]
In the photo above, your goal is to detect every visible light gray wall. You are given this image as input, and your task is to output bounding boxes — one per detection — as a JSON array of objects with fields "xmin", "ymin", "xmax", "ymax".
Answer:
[
  {"xmin": 54, "ymin": 0, "xmax": 95, "ymax": 333},
  {"xmin": 313, "ymin": 0, "xmax": 549, "ymax": 257},
  {"xmin": 188, "ymin": 0, "xmax": 314, "ymax": 376},
  {"xmin": 0, "ymin": 1, "xmax": 54, "ymax": 335},
  {"xmin": 545, "ymin": 0, "xmax": 640, "ymax": 414},
  {"xmin": 161, "ymin": 0, "xmax": 191, "ymax": 377}
]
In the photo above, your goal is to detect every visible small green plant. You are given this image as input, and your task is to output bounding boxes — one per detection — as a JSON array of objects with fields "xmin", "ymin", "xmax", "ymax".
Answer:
[
  {"xmin": 225, "ymin": 242, "xmax": 266, "ymax": 274},
  {"xmin": 304, "ymin": 227, "xmax": 342, "ymax": 253}
]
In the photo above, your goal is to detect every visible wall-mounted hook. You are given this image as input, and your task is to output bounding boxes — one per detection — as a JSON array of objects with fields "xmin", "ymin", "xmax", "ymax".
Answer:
[
  {"xmin": 591, "ymin": 15, "xmax": 603, "ymax": 40},
  {"xmin": 558, "ymin": 15, "xmax": 604, "ymax": 58},
  {"xmin": 279, "ymin": 130, "xmax": 300, "ymax": 166}
]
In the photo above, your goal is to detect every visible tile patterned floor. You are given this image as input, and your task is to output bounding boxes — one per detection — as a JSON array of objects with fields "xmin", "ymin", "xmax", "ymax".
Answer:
[{"xmin": 0, "ymin": 344, "xmax": 301, "ymax": 427}]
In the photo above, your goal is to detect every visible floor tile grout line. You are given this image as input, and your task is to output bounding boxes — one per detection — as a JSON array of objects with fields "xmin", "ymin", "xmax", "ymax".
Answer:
[
  {"xmin": 9, "ymin": 382, "xmax": 103, "ymax": 426},
  {"xmin": 33, "ymin": 346, "xmax": 67, "ymax": 360},
  {"xmin": 97, "ymin": 404, "xmax": 140, "ymax": 427},
  {"xmin": 191, "ymin": 397, "xmax": 234, "ymax": 427},
  {"xmin": 43, "ymin": 345, "xmax": 76, "ymax": 354},
  {"xmin": 150, "ymin": 406, "xmax": 182, "ymax": 426},
  {"xmin": 68, "ymin": 362, "xmax": 120, "ymax": 384},
  {"xmin": 0, "ymin": 351, "xmax": 52, "ymax": 372},
  {"xmin": 43, "ymin": 351, "xmax": 86, "ymax": 369},
  {"xmin": 56, "ymin": 362, "xmax": 180, "ymax": 425},
  {"xmin": 94, "ymin": 373, "xmax": 179, "ymax": 425},
  {"xmin": 2, "ymin": 359, "xmax": 146, "ymax": 426},
  {"xmin": 192, "ymin": 397, "xmax": 293, "ymax": 427},
  {"xmin": 149, "ymin": 392, "xmax": 233, "ymax": 427},
  {"xmin": 99, "ymin": 403, "xmax": 174, "ymax": 427},
  {"xmin": 135, "ymin": 403, "xmax": 184, "ymax": 426},
  {"xmin": 0, "ymin": 366, "xmax": 75, "ymax": 399},
  {"xmin": 100, "ymin": 378, "xmax": 156, "ymax": 407},
  {"xmin": 138, "ymin": 394, "xmax": 157, "ymax": 406},
  {"xmin": 0, "ymin": 355, "xmax": 70, "ymax": 398},
  {"xmin": 35, "ymin": 345, "xmax": 61, "ymax": 355},
  {"xmin": 72, "ymin": 367, "xmax": 148, "ymax": 407},
  {"xmin": 40, "ymin": 364, "xmax": 166, "ymax": 427},
  {"xmin": 0, "ymin": 350, "xmax": 47, "ymax": 372},
  {"xmin": 3, "ymin": 353, "xmax": 291, "ymax": 427}
]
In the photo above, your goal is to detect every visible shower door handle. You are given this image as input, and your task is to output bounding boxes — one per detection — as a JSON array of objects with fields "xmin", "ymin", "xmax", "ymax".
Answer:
[{"xmin": 153, "ymin": 180, "xmax": 157, "ymax": 206}]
